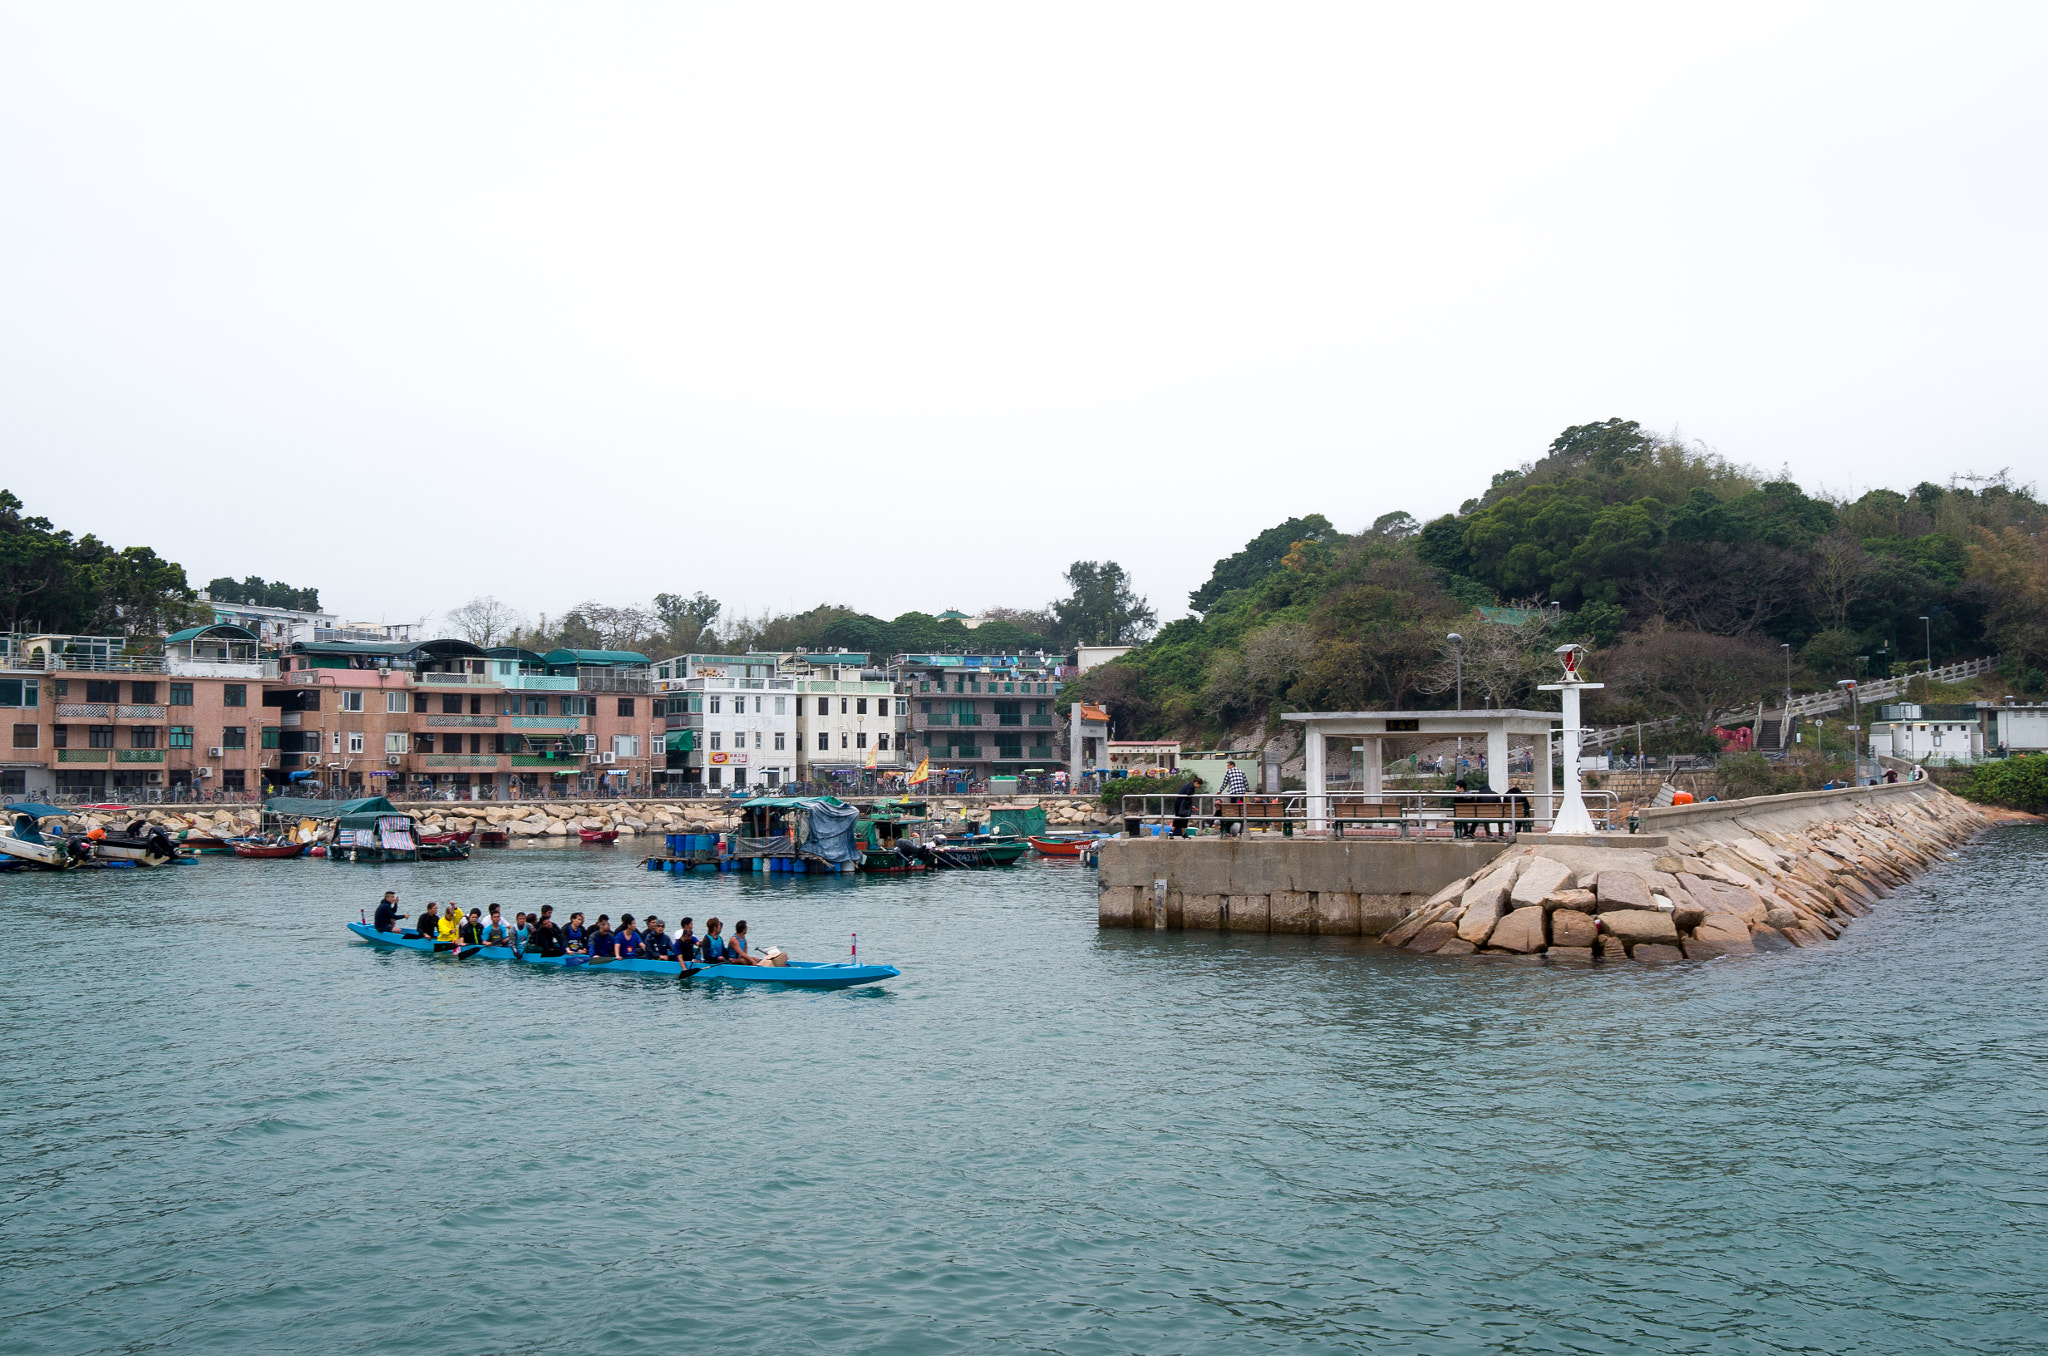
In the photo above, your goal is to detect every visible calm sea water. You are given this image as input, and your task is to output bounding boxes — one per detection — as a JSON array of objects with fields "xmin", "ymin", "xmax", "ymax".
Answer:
[{"xmin": 3, "ymin": 829, "xmax": 2045, "ymax": 1355}]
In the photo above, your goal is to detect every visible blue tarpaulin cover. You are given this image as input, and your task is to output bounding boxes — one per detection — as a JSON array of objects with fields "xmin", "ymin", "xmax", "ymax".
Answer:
[{"xmin": 797, "ymin": 799, "xmax": 862, "ymax": 864}]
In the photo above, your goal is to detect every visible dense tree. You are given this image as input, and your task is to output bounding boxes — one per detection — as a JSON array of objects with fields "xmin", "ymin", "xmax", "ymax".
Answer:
[
  {"xmin": 0, "ymin": 490, "xmax": 198, "ymax": 636},
  {"xmin": 1188, "ymin": 515, "xmax": 1334, "ymax": 612},
  {"xmin": 1052, "ymin": 561, "xmax": 1155, "ymax": 646},
  {"xmin": 652, "ymin": 591, "xmax": 721, "ymax": 655},
  {"xmin": 1605, "ymin": 630, "xmax": 1784, "ymax": 733},
  {"xmin": 204, "ymin": 576, "xmax": 321, "ymax": 611}
]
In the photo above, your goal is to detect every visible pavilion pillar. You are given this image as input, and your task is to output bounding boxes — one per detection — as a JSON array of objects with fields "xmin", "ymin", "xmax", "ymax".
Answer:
[
  {"xmin": 1361, "ymin": 737, "xmax": 1383, "ymax": 797},
  {"xmin": 1538, "ymin": 728, "xmax": 1555, "ymax": 826},
  {"xmin": 1485, "ymin": 724, "xmax": 1509, "ymax": 793},
  {"xmin": 1304, "ymin": 727, "xmax": 1327, "ymax": 833}
]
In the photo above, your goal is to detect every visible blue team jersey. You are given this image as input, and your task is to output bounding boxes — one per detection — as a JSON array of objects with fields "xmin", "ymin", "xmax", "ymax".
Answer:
[
  {"xmin": 617, "ymin": 929, "xmax": 641, "ymax": 957},
  {"xmin": 589, "ymin": 930, "xmax": 615, "ymax": 957}
]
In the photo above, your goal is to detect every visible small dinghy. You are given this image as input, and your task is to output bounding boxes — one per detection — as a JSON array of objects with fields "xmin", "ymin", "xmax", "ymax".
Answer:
[
  {"xmin": 234, "ymin": 840, "xmax": 307, "ymax": 859},
  {"xmin": 578, "ymin": 828, "xmax": 619, "ymax": 844},
  {"xmin": 1, "ymin": 804, "xmax": 79, "ymax": 870},
  {"xmin": 345, "ymin": 923, "xmax": 897, "ymax": 988},
  {"xmin": 1027, "ymin": 834, "xmax": 1099, "ymax": 857},
  {"xmin": 89, "ymin": 819, "xmax": 184, "ymax": 866}
]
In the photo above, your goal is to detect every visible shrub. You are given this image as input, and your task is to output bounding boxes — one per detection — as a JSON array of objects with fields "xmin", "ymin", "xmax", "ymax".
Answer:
[
  {"xmin": 1098, "ymin": 774, "xmax": 1187, "ymax": 811},
  {"xmin": 1956, "ymin": 754, "xmax": 2048, "ymax": 814}
]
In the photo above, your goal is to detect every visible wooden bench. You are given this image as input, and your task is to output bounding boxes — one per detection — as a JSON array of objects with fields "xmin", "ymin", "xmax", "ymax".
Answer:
[
  {"xmin": 1331, "ymin": 798, "xmax": 1406, "ymax": 833},
  {"xmin": 1451, "ymin": 797, "xmax": 1533, "ymax": 833}
]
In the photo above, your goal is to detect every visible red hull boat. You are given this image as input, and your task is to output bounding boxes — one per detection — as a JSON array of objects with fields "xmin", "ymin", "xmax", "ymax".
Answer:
[
  {"xmin": 418, "ymin": 830, "xmax": 474, "ymax": 846},
  {"xmin": 578, "ymin": 829, "xmax": 619, "ymax": 844},
  {"xmin": 233, "ymin": 842, "xmax": 307, "ymax": 859},
  {"xmin": 1027, "ymin": 835, "xmax": 1098, "ymax": 857}
]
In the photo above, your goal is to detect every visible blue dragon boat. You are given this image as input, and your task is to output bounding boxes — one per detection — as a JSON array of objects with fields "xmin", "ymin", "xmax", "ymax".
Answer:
[{"xmin": 346, "ymin": 922, "xmax": 898, "ymax": 988}]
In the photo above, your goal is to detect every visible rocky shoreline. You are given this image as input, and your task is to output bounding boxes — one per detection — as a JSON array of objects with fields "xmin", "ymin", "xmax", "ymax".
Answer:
[
  {"xmin": 1381, "ymin": 784, "xmax": 1994, "ymax": 962},
  {"xmin": 64, "ymin": 795, "xmax": 1111, "ymax": 843}
]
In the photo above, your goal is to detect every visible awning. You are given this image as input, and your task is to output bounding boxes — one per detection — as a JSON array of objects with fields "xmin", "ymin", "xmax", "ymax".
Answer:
[
  {"xmin": 666, "ymin": 730, "xmax": 696, "ymax": 753},
  {"xmin": 4, "ymin": 802, "xmax": 71, "ymax": 818}
]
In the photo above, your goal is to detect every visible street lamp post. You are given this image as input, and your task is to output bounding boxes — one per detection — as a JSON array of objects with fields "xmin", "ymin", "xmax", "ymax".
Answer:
[
  {"xmin": 1780, "ymin": 642, "xmax": 1792, "ymax": 744},
  {"xmin": 1918, "ymin": 615, "xmax": 1932, "ymax": 698},
  {"xmin": 1837, "ymin": 679, "xmax": 1861, "ymax": 779},
  {"xmin": 1447, "ymin": 632, "xmax": 1464, "ymax": 781}
]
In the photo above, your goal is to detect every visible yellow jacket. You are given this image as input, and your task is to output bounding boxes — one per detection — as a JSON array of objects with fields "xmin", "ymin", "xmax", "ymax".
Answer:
[{"xmin": 437, "ymin": 913, "xmax": 459, "ymax": 943}]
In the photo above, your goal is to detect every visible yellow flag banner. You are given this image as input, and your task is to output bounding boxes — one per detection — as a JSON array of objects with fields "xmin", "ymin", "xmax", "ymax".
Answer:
[{"xmin": 908, "ymin": 757, "xmax": 929, "ymax": 785}]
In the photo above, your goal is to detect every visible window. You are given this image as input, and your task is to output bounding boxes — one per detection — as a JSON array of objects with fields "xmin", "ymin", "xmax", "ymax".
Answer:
[
  {"xmin": 709, "ymin": 695, "xmax": 722, "ymax": 714},
  {"xmin": 922, "ymin": 731, "xmax": 934, "ymax": 746},
  {"xmin": 86, "ymin": 680, "xmax": 120, "ymax": 703},
  {"xmin": 618, "ymin": 698, "xmax": 635, "ymax": 717},
  {"xmin": 841, "ymin": 732, "xmax": 849, "ymax": 748},
  {"xmin": 131, "ymin": 682, "xmax": 157, "ymax": 704},
  {"xmin": 0, "ymin": 678, "xmax": 36, "ymax": 708},
  {"xmin": 774, "ymin": 696, "xmax": 786, "ymax": 715},
  {"xmin": 709, "ymin": 732, "xmax": 722, "ymax": 750},
  {"xmin": 387, "ymin": 692, "xmax": 408, "ymax": 713},
  {"xmin": 443, "ymin": 694, "xmax": 464, "ymax": 714},
  {"xmin": 53, "ymin": 725, "xmax": 68, "ymax": 748},
  {"xmin": 753, "ymin": 730, "xmax": 762, "ymax": 748},
  {"xmin": 223, "ymin": 685, "xmax": 247, "ymax": 707},
  {"xmin": 857, "ymin": 731, "xmax": 868, "ymax": 748},
  {"xmin": 856, "ymin": 698, "xmax": 868, "ymax": 715},
  {"xmin": 817, "ymin": 731, "xmax": 830, "ymax": 751},
  {"xmin": 706, "ymin": 767, "xmax": 722, "ymax": 787},
  {"xmin": 384, "ymin": 732, "xmax": 408, "ymax": 754},
  {"xmin": 994, "ymin": 701, "xmax": 1021, "ymax": 726},
  {"xmin": 878, "ymin": 733, "xmax": 890, "ymax": 750},
  {"xmin": 130, "ymin": 726, "xmax": 159, "ymax": 749},
  {"xmin": 89, "ymin": 725, "xmax": 116, "ymax": 749},
  {"xmin": 920, "ymin": 700, "xmax": 931, "ymax": 714},
  {"xmin": 526, "ymin": 696, "xmax": 549, "ymax": 715},
  {"xmin": 919, "ymin": 681, "xmax": 930, "ymax": 692},
  {"xmin": 470, "ymin": 695, "xmax": 482, "ymax": 715},
  {"xmin": 341, "ymin": 691, "xmax": 364, "ymax": 712},
  {"xmin": 332, "ymin": 732, "xmax": 341, "ymax": 753},
  {"xmin": 418, "ymin": 733, "xmax": 437, "ymax": 753},
  {"xmin": 896, "ymin": 700, "xmax": 908, "ymax": 716},
  {"xmin": 221, "ymin": 769, "xmax": 245, "ymax": 792},
  {"xmin": 347, "ymin": 732, "xmax": 364, "ymax": 754},
  {"xmin": 563, "ymin": 696, "xmax": 592, "ymax": 716},
  {"xmin": 612, "ymin": 735, "xmax": 639, "ymax": 757},
  {"xmin": 169, "ymin": 726, "xmax": 193, "ymax": 749},
  {"xmin": 168, "ymin": 683, "xmax": 192, "ymax": 706},
  {"xmin": 774, "ymin": 731, "xmax": 786, "ymax": 750},
  {"xmin": 222, "ymin": 727, "xmax": 247, "ymax": 750},
  {"xmin": 817, "ymin": 697, "xmax": 829, "ymax": 716},
  {"xmin": 840, "ymin": 697, "xmax": 849, "ymax": 714},
  {"xmin": 11, "ymin": 724, "xmax": 35, "ymax": 748}
]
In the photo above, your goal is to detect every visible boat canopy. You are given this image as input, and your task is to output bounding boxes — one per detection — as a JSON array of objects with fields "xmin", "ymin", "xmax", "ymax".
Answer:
[
  {"xmin": 741, "ymin": 796, "xmax": 847, "ymax": 810},
  {"xmin": 4, "ymin": 802, "xmax": 72, "ymax": 819},
  {"xmin": 544, "ymin": 648, "xmax": 651, "ymax": 668},
  {"xmin": 262, "ymin": 795, "xmax": 398, "ymax": 820},
  {"xmin": 163, "ymin": 622, "xmax": 258, "ymax": 645}
]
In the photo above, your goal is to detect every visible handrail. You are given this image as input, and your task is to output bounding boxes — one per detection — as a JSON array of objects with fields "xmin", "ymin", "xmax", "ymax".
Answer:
[{"xmin": 1118, "ymin": 788, "xmax": 1621, "ymax": 837}]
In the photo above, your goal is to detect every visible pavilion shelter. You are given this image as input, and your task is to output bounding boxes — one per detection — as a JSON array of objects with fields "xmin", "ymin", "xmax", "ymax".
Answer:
[{"xmin": 1282, "ymin": 708, "xmax": 1563, "ymax": 834}]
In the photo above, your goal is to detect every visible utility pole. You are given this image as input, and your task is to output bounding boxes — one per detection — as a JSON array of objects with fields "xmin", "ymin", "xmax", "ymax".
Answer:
[
  {"xmin": 1780, "ymin": 642, "xmax": 1792, "ymax": 747},
  {"xmin": 1920, "ymin": 615, "xmax": 1933, "ymax": 698},
  {"xmin": 1447, "ymin": 632, "xmax": 1464, "ymax": 782}
]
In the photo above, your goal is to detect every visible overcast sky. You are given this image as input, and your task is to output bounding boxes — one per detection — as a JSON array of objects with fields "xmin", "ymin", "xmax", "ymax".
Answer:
[{"xmin": 3, "ymin": 4, "xmax": 2042, "ymax": 633}]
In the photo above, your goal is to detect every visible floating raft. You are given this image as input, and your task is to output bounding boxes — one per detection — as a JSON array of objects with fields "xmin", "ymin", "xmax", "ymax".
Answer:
[
  {"xmin": 642, "ymin": 855, "xmax": 854, "ymax": 874},
  {"xmin": 345, "ymin": 922, "xmax": 897, "ymax": 988}
]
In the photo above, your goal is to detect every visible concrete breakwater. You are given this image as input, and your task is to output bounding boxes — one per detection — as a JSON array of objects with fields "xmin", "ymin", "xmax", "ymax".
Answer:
[
  {"xmin": 1098, "ymin": 783, "xmax": 1993, "ymax": 961},
  {"xmin": 58, "ymin": 794, "xmax": 1110, "ymax": 842}
]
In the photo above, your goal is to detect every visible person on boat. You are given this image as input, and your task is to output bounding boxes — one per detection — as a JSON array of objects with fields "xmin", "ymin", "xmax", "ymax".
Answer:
[
  {"xmin": 459, "ymin": 908, "xmax": 485, "ymax": 946},
  {"xmin": 437, "ymin": 907, "xmax": 461, "ymax": 945},
  {"xmin": 726, "ymin": 919, "xmax": 758, "ymax": 965},
  {"xmin": 414, "ymin": 902, "xmax": 439, "ymax": 939},
  {"xmin": 616, "ymin": 914, "xmax": 641, "ymax": 959},
  {"xmin": 642, "ymin": 916, "xmax": 672, "ymax": 959},
  {"xmin": 483, "ymin": 904, "xmax": 510, "ymax": 946},
  {"xmin": 373, "ymin": 892, "xmax": 401, "ymax": 934},
  {"xmin": 588, "ymin": 915, "xmax": 616, "ymax": 959},
  {"xmin": 701, "ymin": 917, "xmax": 727, "ymax": 962},
  {"xmin": 674, "ymin": 916, "xmax": 698, "ymax": 961},
  {"xmin": 529, "ymin": 905, "xmax": 562, "ymax": 956},
  {"xmin": 562, "ymin": 912, "xmax": 587, "ymax": 954}
]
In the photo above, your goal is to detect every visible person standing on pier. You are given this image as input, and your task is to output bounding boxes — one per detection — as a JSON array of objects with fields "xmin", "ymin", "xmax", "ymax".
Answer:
[{"xmin": 1219, "ymin": 761, "xmax": 1249, "ymax": 836}]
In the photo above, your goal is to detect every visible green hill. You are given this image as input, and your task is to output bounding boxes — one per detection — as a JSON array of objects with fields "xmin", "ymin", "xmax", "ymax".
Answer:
[{"xmin": 1062, "ymin": 422, "xmax": 2046, "ymax": 741}]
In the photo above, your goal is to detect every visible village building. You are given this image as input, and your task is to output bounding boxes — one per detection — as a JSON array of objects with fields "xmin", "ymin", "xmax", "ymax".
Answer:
[
  {"xmin": 775, "ymin": 652, "xmax": 906, "ymax": 783},
  {"xmin": 892, "ymin": 652, "xmax": 1065, "ymax": 783},
  {"xmin": 651, "ymin": 653, "xmax": 798, "ymax": 792},
  {"xmin": 1107, "ymin": 740, "xmax": 1181, "ymax": 776}
]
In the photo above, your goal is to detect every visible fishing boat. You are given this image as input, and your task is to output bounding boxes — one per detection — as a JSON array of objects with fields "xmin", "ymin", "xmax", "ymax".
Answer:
[
  {"xmin": 416, "ymin": 841, "xmax": 471, "ymax": 861},
  {"xmin": 345, "ymin": 923, "xmax": 898, "ymax": 988},
  {"xmin": 1027, "ymin": 834, "xmax": 1099, "ymax": 857},
  {"xmin": 1, "ymin": 804, "xmax": 80, "ymax": 870},
  {"xmin": 417, "ymin": 829, "xmax": 473, "ymax": 846},
  {"xmin": 179, "ymin": 833, "xmax": 232, "ymax": 853},
  {"xmin": 901, "ymin": 838, "xmax": 1028, "ymax": 869},
  {"xmin": 578, "ymin": 828, "xmax": 619, "ymax": 844},
  {"xmin": 477, "ymin": 829, "xmax": 510, "ymax": 847},
  {"xmin": 87, "ymin": 819, "xmax": 184, "ymax": 866},
  {"xmin": 854, "ymin": 800, "xmax": 930, "ymax": 873},
  {"xmin": 234, "ymin": 840, "xmax": 307, "ymax": 859}
]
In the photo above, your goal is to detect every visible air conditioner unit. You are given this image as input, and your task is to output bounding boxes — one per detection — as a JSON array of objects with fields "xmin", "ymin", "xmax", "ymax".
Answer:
[
  {"xmin": 386, "ymin": 754, "xmax": 402, "ymax": 765},
  {"xmin": 146, "ymin": 771, "xmax": 163, "ymax": 784},
  {"xmin": 588, "ymin": 753, "xmax": 603, "ymax": 763},
  {"xmin": 602, "ymin": 751, "xmax": 617, "ymax": 764},
  {"xmin": 208, "ymin": 746, "xmax": 224, "ymax": 757},
  {"xmin": 197, "ymin": 767, "xmax": 213, "ymax": 778}
]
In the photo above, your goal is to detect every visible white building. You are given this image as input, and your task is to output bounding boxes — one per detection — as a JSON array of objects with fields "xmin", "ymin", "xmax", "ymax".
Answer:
[
  {"xmin": 653, "ymin": 653, "xmax": 798, "ymax": 791},
  {"xmin": 1870, "ymin": 703, "xmax": 1987, "ymax": 764},
  {"xmin": 195, "ymin": 593, "xmax": 420, "ymax": 648},
  {"xmin": 776, "ymin": 653, "xmax": 907, "ymax": 781},
  {"xmin": 1992, "ymin": 702, "xmax": 2048, "ymax": 752}
]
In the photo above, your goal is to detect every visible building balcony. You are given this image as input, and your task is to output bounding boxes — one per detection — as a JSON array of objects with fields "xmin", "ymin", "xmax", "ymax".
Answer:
[
  {"xmin": 413, "ymin": 672, "xmax": 501, "ymax": 687},
  {"xmin": 955, "ymin": 714, "xmax": 982, "ymax": 726},
  {"xmin": 419, "ymin": 754, "xmax": 501, "ymax": 769},
  {"xmin": 424, "ymin": 714, "xmax": 499, "ymax": 727},
  {"xmin": 166, "ymin": 656, "xmax": 278, "ymax": 679},
  {"xmin": 511, "ymin": 753, "xmax": 586, "ymax": 769},
  {"xmin": 118, "ymin": 704, "xmax": 166, "ymax": 719},
  {"xmin": 575, "ymin": 669, "xmax": 652, "ymax": 694},
  {"xmin": 57, "ymin": 749, "xmax": 110, "ymax": 762},
  {"xmin": 502, "ymin": 673, "xmax": 578, "ymax": 691},
  {"xmin": 511, "ymin": 715, "xmax": 582, "ymax": 730},
  {"xmin": 57, "ymin": 703, "xmax": 111, "ymax": 718},
  {"xmin": 1027, "ymin": 714, "xmax": 1054, "ymax": 726},
  {"xmin": 924, "ymin": 714, "xmax": 952, "ymax": 726},
  {"xmin": 116, "ymin": 749, "xmax": 166, "ymax": 763},
  {"xmin": 997, "ymin": 715, "xmax": 1022, "ymax": 727}
]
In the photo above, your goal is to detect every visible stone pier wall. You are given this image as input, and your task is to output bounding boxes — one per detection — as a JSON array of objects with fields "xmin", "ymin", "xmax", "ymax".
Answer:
[
  {"xmin": 1097, "ymin": 783, "xmax": 1996, "ymax": 964},
  {"xmin": 1095, "ymin": 838, "xmax": 1511, "ymax": 935}
]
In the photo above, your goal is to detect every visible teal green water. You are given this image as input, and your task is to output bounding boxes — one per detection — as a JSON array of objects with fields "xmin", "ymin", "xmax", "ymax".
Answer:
[{"xmin": 3, "ymin": 830, "xmax": 2046, "ymax": 1354}]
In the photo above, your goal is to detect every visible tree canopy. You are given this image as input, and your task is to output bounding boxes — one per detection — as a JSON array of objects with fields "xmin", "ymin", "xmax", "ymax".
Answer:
[{"xmin": 1, "ymin": 490, "xmax": 198, "ymax": 637}]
